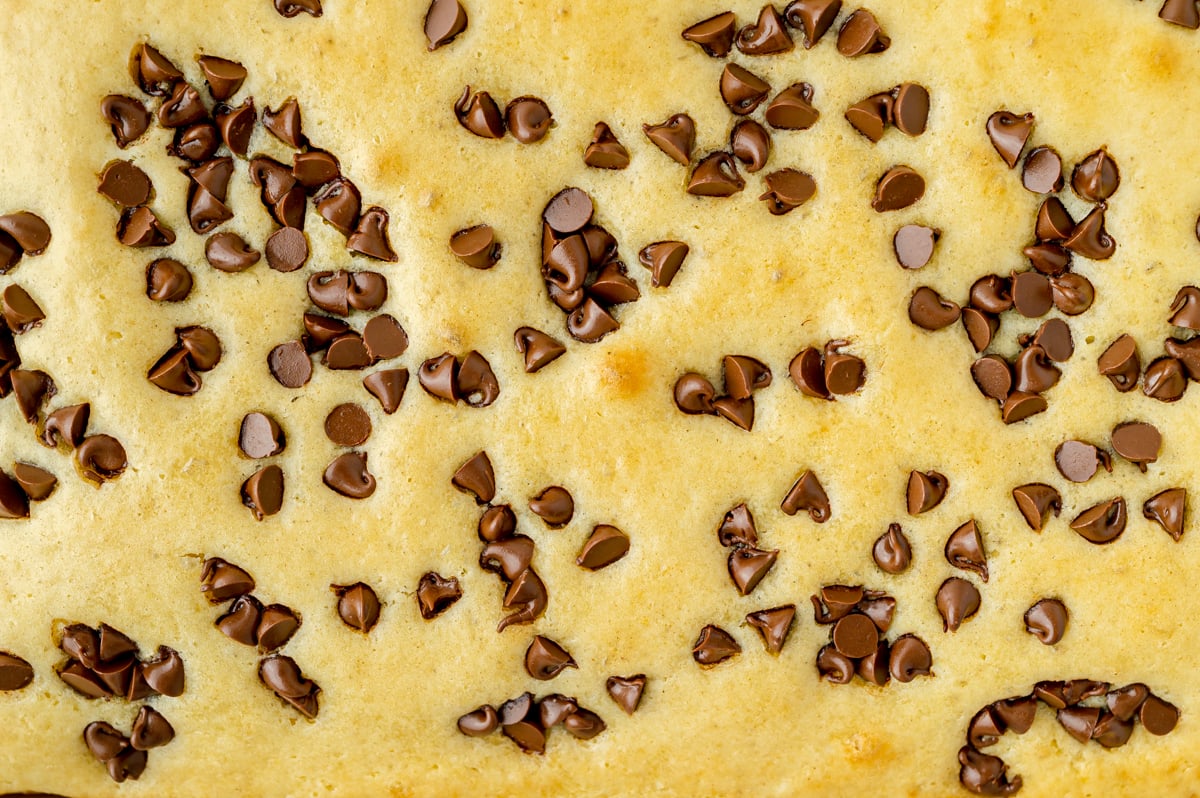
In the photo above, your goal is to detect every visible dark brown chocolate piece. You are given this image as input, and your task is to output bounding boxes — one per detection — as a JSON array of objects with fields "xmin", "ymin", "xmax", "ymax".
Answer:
[
  {"xmin": 0, "ymin": 651, "xmax": 34, "ymax": 691},
  {"xmin": 692, "ymin": 624, "xmax": 740, "ymax": 666},
  {"xmin": 728, "ymin": 546, "xmax": 779, "ymax": 595},
  {"xmin": 1072, "ymin": 148, "xmax": 1120, "ymax": 202},
  {"xmin": 936, "ymin": 577, "xmax": 981, "ymax": 632},
  {"xmin": 731, "ymin": 120, "xmax": 771, "ymax": 173},
  {"xmin": 642, "ymin": 114, "xmax": 696, "ymax": 166},
  {"xmin": 1012, "ymin": 483, "xmax": 1061, "ymax": 531},
  {"xmin": 1144, "ymin": 488, "xmax": 1186, "ymax": 541},
  {"xmin": 417, "ymin": 572, "xmax": 462, "ymax": 619},
  {"xmin": 201, "ymin": 558, "xmax": 255, "ymax": 603},
  {"xmin": 102, "ymin": 95, "xmax": 151, "ymax": 148},
  {"xmin": 514, "ymin": 327, "xmax": 566, "ymax": 373},
  {"xmin": 76, "ymin": 435, "xmax": 126, "ymax": 484},
  {"xmin": 606, "ymin": 675, "xmax": 647, "ymax": 714},
  {"xmin": 457, "ymin": 705, "xmax": 498, "ymax": 737},
  {"xmin": 1098, "ymin": 334, "xmax": 1140, "ymax": 392},
  {"xmin": 525, "ymin": 636, "xmax": 577, "ymax": 681},
  {"xmin": 323, "ymin": 452, "xmax": 376, "ymax": 499},
  {"xmin": 506, "ymin": 97, "xmax": 553, "ymax": 144},
  {"xmin": 893, "ymin": 83, "xmax": 930, "ymax": 136},
  {"xmin": 1062, "ymin": 207, "xmax": 1114, "ymax": 261},
  {"xmin": 576, "ymin": 525, "xmax": 630, "ymax": 570},
  {"xmin": 241, "ymin": 464, "xmax": 284, "ymax": 520},
  {"xmin": 215, "ymin": 98, "xmax": 256, "ymax": 156},
  {"xmin": 687, "ymin": 152, "xmax": 745, "ymax": 197},
  {"xmin": 1024, "ymin": 598, "xmax": 1068, "ymax": 645},
  {"xmin": 529, "ymin": 486, "xmax": 574, "ymax": 527},
  {"xmin": 265, "ymin": 228, "xmax": 309, "ymax": 273},
  {"xmin": 1140, "ymin": 694, "xmax": 1180, "ymax": 735},
  {"xmin": 425, "ymin": 0, "xmax": 468, "ymax": 49},
  {"xmin": 197, "ymin": 55, "xmax": 246, "ymax": 101},
  {"xmin": 909, "ymin": 286, "xmax": 960, "ymax": 330},
  {"xmin": 455, "ymin": 87, "xmax": 505, "ymax": 139},
  {"xmin": 889, "ymin": 635, "xmax": 933, "ymax": 682},
  {"xmin": 837, "ymin": 8, "xmax": 889, "ymax": 55},
  {"xmin": 832, "ymin": 613, "xmax": 878, "ymax": 658},
  {"xmin": 2, "ymin": 286, "xmax": 45, "ymax": 334},
  {"xmin": 217, "ymin": 595, "xmax": 263, "ymax": 646},
  {"xmin": 720, "ymin": 64, "xmax": 770, "ymax": 115},
  {"xmin": 872, "ymin": 165, "xmax": 924, "ymax": 211},
  {"xmin": 267, "ymin": 341, "xmax": 312, "ymax": 388},
  {"xmin": 583, "ymin": 122, "xmax": 630, "ymax": 169},
  {"xmin": 118, "ymin": 206, "xmax": 175, "ymax": 248},
  {"xmin": 682, "ymin": 12, "xmax": 737, "ymax": 56},
  {"xmin": 274, "ymin": 0, "xmax": 323, "ymax": 17},
  {"xmin": 781, "ymin": 470, "xmax": 830, "ymax": 522},
  {"xmin": 986, "ymin": 111, "xmax": 1034, "ymax": 168},
  {"xmin": 258, "ymin": 655, "xmax": 320, "ymax": 718},
  {"xmin": 1070, "ymin": 497, "xmax": 1127, "ymax": 544},
  {"xmin": 98, "ymin": 161, "xmax": 152, "ymax": 207},
  {"xmin": 945, "ymin": 520, "xmax": 988, "ymax": 581},
  {"xmin": 450, "ymin": 225, "xmax": 501, "ymax": 269},
  {"xmin": 872, "ymin": 524, "xmax": 911, "ymax": 573},
  {"xmin": 1110, "ymin": 421, "xmax": 1160, "ymax": 472},
  {"xmin": 1144, "ymin": 356, "xmax": 1188, "ymax": 402},
  {"xmin": 1021, "ymin": 146, "xmax": 1063, "ymax": 194},
  {"xmin": 784, "ymin": 0, "xmax": 842, "ymax": 47},
  {"xmin": 332, "ymin": 582, "xmax": 380, "ymax": 633},
  {"xmin": 348, "ymin": 207, "xmax": 398, "ymax": 262},
  {"xmin": 907, "ymin": 470, "xmax": 948, "ymax": 515},
  {"xmin": 452, "ymin": 451, "xmax": 495, "ymax": 504}
]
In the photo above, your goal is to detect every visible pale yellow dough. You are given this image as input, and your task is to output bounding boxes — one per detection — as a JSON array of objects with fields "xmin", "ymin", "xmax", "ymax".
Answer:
[{"xmin": 2, "ymin": 1, "xmax": 1200, "ymax": 795}]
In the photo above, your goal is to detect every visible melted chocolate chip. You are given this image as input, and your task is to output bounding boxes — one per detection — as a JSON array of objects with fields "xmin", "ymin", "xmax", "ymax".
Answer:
[
  {"xmin": 452, "ymin": 451, "xmax": 495, "ymax": 504},
  {"xmin": 76, "ymin": 435, "xmax": 127, "ymax": 484},
  {"xmin": 605, "ymin": 675, "xmax": 647, "ymax": 715},
  {"xmin": 1011, "ymin": 271, "xmax": 1052, "ymax": 317},
  {"xmin": 268, "ymin": 341, "xmax": 312, "ymax": 388},
  {"xmin": 1023, "ymin": 242, "xmax": 1071, "ymax": 276},
  {"xmin": 682, "ymin": 11, "xmax": 737, "ymax": 56},
  {"xmin": 417, "ymin": 572, "xmax": 462, "ymax": 619},
  {"xmin": 543, "ymin": 187, "xmax": 594, "ymax": 235},
  {"xmin": 324, "ymin": 403, "xmax": 372, "ymax": 447},
  {"xmin": 1036, "ymin": 197, "xmax": 1075, "ymax": 242},
  {"xmin": 1062, "ymin": 207, "xmax": 1115, "ymax": 261},
  {"xmin": 720, "ymin": 64, "xmax": 771, "ymax": 115},
  {"xmin": 478, "ymin": 505, "xmax": 517, "ymax": 543},
  {"xmin": 217, "ymin": 594, "xmax": 263, "ymax": 646},
  {"xmin": 256, "ymin": 604, "xmax": 301, "ymax": 652},
  {"xmin": 101, "ymin": 95, "xmax": 151, "ymax": 148},
  {"xmin": 907, "ymin": 470, "xmax": 948, "ymax": 515},
  {"xmin": 576, "ymin": 525, "xmax": 630, "ymax": 570},
  {"xmin": 215, "ymin": 99, "xmax": 256, "ymax": 157},
  {"xmin": 1070, "ymin": 497, "xmax": 1127, "ymax": 544},
  {"xmin": 425, "ymin": 0, "xmax": 468, "ymax": 49},
  {"xmin": 241, "ymin": 464, "xmax": 284, "ymax": 520},
  {"xmin": 893, "ymin": 83, "xmax": 930, "ymax": 136},
  {"xmin": 525, "ymin": 636, "xmax": 576, "ymax": 681},
  {"xmin": 845, "ymin": 91, "xmax": 893, "ymax": 142},
  {"xmin": 457, "ymin": 705, "xmax": 498, "ymax": 737},
  {"xmin": 529, "ymin": 486, "xmax": 574, "ymax": 527},
  {"xmin": 1072, "ymin": 148, "xmax": 1120, "ymax": 202},
  {"xmin": 870, "ymin": 523, "xmax": 911, "ymax": 573},
  {"xmin": 893, "ymin": 224, "xmax": 939, "ymax": 269},
  {"xmin": 239, "ymin": 412, "xmax": 285, "ymax": 459},
  {"xmin": 455, "ymin": 87, "xmax": 505, "ymax": 139},
  {"xmin": 1144, "ymin": 356, "xmax": 1188, "ymax": 402},
  {"xmin": 1169, "ymin": 286, "xmax": 1200, "ymax": 330},
  {"xmin": 332, "ymin": 582, "xmax": 380, "ymax": 633},
  {"xmin": 1014, "ymin": 345, "xmax": 1061, "ymax": 393},
  {"xmin": 837, "ymin": 9, "xmax": 890, "ymax": 55},
  {"xmin": 1144, "ymin": 488, "xmax": 1186, "ymax": 541},
  {"xmin": 936, "ymin": 577, "xmax": 981, "ymax": 632},
  {"xmin": 962, "ymin": 309, "xmax": 999, "ymax": 352},
  {"xmin": 643, "ymin": 114, "xmax": 696, "ymax": 166},
  {"xmin": 1057, "ymin": 705, "xmax": 1101, "ymax": 743},
  {"xmin": 129, "ymin": 42, "xmax": 182, "ymax": 97},
  {"xmin": 731, "ymin": 120, "xmax": 771, "ymax": 173},
  {"xmin": 323, "ymin": 452, "xmax": 376, "ymax": 499},
  {"xmin": 872, "ymin": 165, "xmax": 925, "ymax": 212},
  {"xmin": 765, "ymin": 83, "xmax": 818, "ymax": 130},
  {"xmin": 823, "ymin": 341, "xmax": 865, "ymax": 394},
  {"xmin": 171, "ymin": 121, "xmax": 220, "ymax": 163},
  {"xmin": 817, "ymin": 644, "xmax": 854, "ymax": 684},
  {"xmin": 789, "ymin": 347, "xmax": 830, "ymax": 399},
  {"xmin": 1140, "ymin": 694, "xmax": 1180, "ymax": 735},
  {"xmin": 98, "ymin": 161, "xmax": 152, "ymax": 207},
  {"xmin": 327, "ymin": 334, "xmax": 373, "ymax": 371},
  {"xmin": 514, "ymin": 327, "xmax": 566, "ymax": 373},
  {"xmin": 1021, "ymin": 146, "xmax": 1063, "ymax": 194},
  {"xmin": 118, "ymin": 206, "xmax": 175, "ymax": 247},
  {"xmin": 986, "ymin": 111, "xmax": 1034, "ymax": 168},
  {"xmin": 583, "ymin": 122, "xmax": 629, "ymax": 169},
  {"xmin": 909, "ymin": 286, "xmax": 960, "ymax": 330},
  {"xmin": 450, "ymin": 225, "xmax": 501, "ymax": 269},
  {"xmin": 728, "ymin": 547, "xmax": 779, "ymax": 595},
  {"xmin": 781, "ymin": 470, "xmax": 830, "ymax": 522},
  {"xmin": 946, "ymin": 520, "xmax": 988, "ymax": 581},
  {"xmin": 970, "ymin": 277, "xmax": 1012, "ymax": 314},
  {"xmin": 971, "ymin": 356, "xmax": 1012, "ymax": 402},
  {"xmin": 1054, "ymin": 440, "xmax": 1110, "ymax": 483},
  {"xmin": 737, "ymin": 4, "xmax": 794, "ymax": 54},
  {"xmin": 832, "ymin": 613, "xmax": 879, "ymax": 658},
  {"xmin": 1098, "ymin": 334, "xmax": 1140, "ymax": 392},
  {"xmin": 687, "ymin": 152, "xmax": 745, "ymax": 197},
  {"xmin": 506, "ymin": 97, "xmax": 553, "ymax": 144},
  {"xmin": 674, "ymin": 373, "xmax": 716, "ymax": 414},
  {"xmin": 147, "ymin": 348, "xmax": 200, "ymax": 396},
  {"xmin": 259, "ymin": 655, "xmax": 320, "ymax": 718},
  {"xmin": 1024, "ymin": 598, "xmax": 1068, "ymax": 645},
  {"xmin": 1001, "ymin": 391, "xmax": 1048, "ymax": 424},
  {"xmin": 0, "ymin": 652, "xmax": 33, "ymax": 691},
  {"xmin": 265, "ymin": 228, "xmax": 309, "ymax": 273},
  {"xmin": 13, "ymin": 463, "xmax": 56, "ymax": 502},
  {"xmin": 1110, "ymin": 421, "xmax": 1160, "ymax": 472},
  {"xmin": 567, "ymin": 298, "xmax": 620, "ymax": 343},
  {"xmin": 638, "ymin": 241, "xmax": 690, "ymax": 288},
  {"xmin": 760, "ymin": 169, "xmax": 817, "ymax": 214},
  {"xmin": 784, "ymin": 0, "xmax": 841, "ymax": 47},
  {"xmin": 200, "ymin": 557, "xmax": 255, "ymax": 603},
  {"xmin": 138, "ymin": 646, "xmax": 185, "ymax": 696},
  {"xmin": 130, "ymin": 706, "xmax": 174, "ymax": 752},
  {"xmin": 889, "ymin": 635, "xmax": 933, "ymax": 682},
  {"xmin": 1012, "ymin": 483, "xmax": 1061, "ymax": 531},
  {"xmin": 692, "ymin": 624, "xmax": 740, "ymax": 666},
  {"xmin": 2, "ymin": 286, "xmax": 45, "ymax": 334},
  {"xmin": 347, "ymin": 207, "xmax": 398, "ymax": 262}
]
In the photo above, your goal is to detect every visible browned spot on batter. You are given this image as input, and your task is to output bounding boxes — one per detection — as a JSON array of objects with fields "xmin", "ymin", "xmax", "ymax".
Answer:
[
  {"xmin": 842, "ymin": 731, "xmax": 895, "ymax": 765},
  {"xmin": 600, "ymin": 345, "xmax": 650, "ymax": 400}
]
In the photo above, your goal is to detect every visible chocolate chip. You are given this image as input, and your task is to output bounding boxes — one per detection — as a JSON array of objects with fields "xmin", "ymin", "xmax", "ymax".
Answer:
[
  {"xmin": 186, "ymin": 185, "xmax": 232, "ymax": 235},
  {"xmin": 2, "ymin": 285, "xmax": 45, "ymax": 333},
  {"xmin": 457, "ymin": 705, "xmax": 498, "ymax": 737},
  {"xmin": 730, "ymin": 119, "xmax": 770, "ymax": 173},
  {"xmin": 480, "ymin": 534, "xmax": 533, "ymax": 580},
  {"xmin": 1110, "ymin": 421, "xmax": 1160, "ymax": 472},
  {"xmin": 764, "ymin": 83, "xmax": 818, "ymax": 130},
  {"xmin": 0, "ymin": 651, "xmax": 33, "ymax": 691},
  {"xmin": 347, "ymin": 272, "xmax": 388, "ymax": 312},
  {"xmin": 129, "ymin": 42, "xmax": 182, "ymax": 96},
  {"xmin": 784, "ymin": 0, "xmax": 841, "ymax": 46},
  {"xmin": 567, "ymin": 298, "xmax": 620, "ymax": 343},
  {"xmin": 268, "ymin": 341, "xmax": 312, "ymax": 388},
  {"xmin": 967, "ymin": 274, "xmax": 1012, "ymax": 314},
  {"xmin": 737, "ymin": 4, "xmax": 793, "ymax": 54},
  {"xmin": 692, "ymin": 624, "xmax": 740, "ymax": 666},
  {"xmin": 831, "ymin": 612, "xmax": 878, "ymax": 659},
  {"xmin": 1053, "ymin": 440, "xmax": 1109, "ymax": 483},
  {"xmin": 1104, "ymin": 684, "xmax": 1149, "ymax": 723},
  {"xmin": 581, "ymin": 121, "xmax": 630, "ymax": 169},
  {"xmin": 543, "ymin": 188, "xmax": 594, "ymax": 236},
  {"xmin": 452, "ymin": 350, "xmax": 498, "ymax": 407},
  {"xmin": 723, "ymin": 355, "xmax": 772, "ymax": 399},
  {"xmin": 760, "ymin": 168, "xmax": 817, "ymax": 214},
  {"xmin": 893, "ymin": 225, "xmax": 938, "ymax": 269},
  {"xmin": 323, "ymin": 452, "xmax": 376, "ymax": 499},
  {"xmin": 1008, "ymin": 483, "xmax": 1060, "ymax": 532},
  {"xmin": 681, "ymin": 11, "xmax": 737, "ymax": 56},
  {"xmin": 1144, "ymin": 356, "xmax": 1188, "ymax": 402},
  {"xmin": 454, "ymin": 87, "xmax": 505, "ymax": 139},
  {"xmin": 1021, "ymin": 146, "xmax": 1063, "ymax": 194},
  {"xmin": 1061, "ymin": 207, "xmax": 1114, "ymax": 262},
  {"xmin": 970, "ymin": 356, "xmax": 1012, "ymax": 402},
  {"xmin": 1096, "ymin": 334, "xmax": 1140, "ymax": 392},
  {"xmin": 854, "ymin": 640, "xmax": 889, "ymax": 686},
  {"xmin": 511, "ymin": 327, "xmax": 564, "ymax": 373},
  {"xmin": 633, "ymin": 241, "xmax": 687, "ymax": 290},
  {"xmin": 83, "ymin": 721, "xmax": 129, "ymax": 763},
  {"xmin": 497, "ymin": 693, "xmax": 543, "ymax": 751},
  {"xmin": 844, "ymin": 92, "xmax": 893, "ymax": 142},
  {"xmin": 672, "ymin": 374, "xmax": 715, "ymax": 416},
  {"xmin": 945, "ymin": 520, "xmax": 988, "ymax": 581},
  {"xmin": 169, "ymin": 120, "xmax": 220, "ymax": 164},
  {"xmin": 824, "ymin": 341, "xmax": 865, "ymax": 394},
  {"xmin": 564, "ymin": 707, "xmax": 607, "ymax": 740},
  {"xmin": 424, "ymin": 0, "xmax": 468, "ymax": 49},
  {"xmin": 577, "ymin": 525, "xmax": 630, "ymax": 570},
  {"xmin": 258, "ymin": 655, "xmax": 319, "ymax": 718},
  {"xmin": 217, "ymin": 594, "xmax": 264, "ymax": 646},
  {"xmin": 1072, "ymin": 148, "xmax": 1120, "ymax": 202},
  {"xmin": 253, "ymin": 604, "xmax": 299, "ymax": 653},
  {"xmin": 1056, "ymin": 705, "xmax": 1101, "ymax": 744},
  {"xmin": 40, "ymin": 406, "xmax": 88, "ymax": 450},
  {"xmin": 523, "ymin": 636, "xmax": 576, "ymax": 681},
  {"xmin": 347, "ymin": 207, "xmax": 398, "ymax": 262},
  {"xmin": 816, "ymin": 644, "xmax": 854, "ymax": 684},
  {"xmin": 642, "ymin": 114, "xmax": 695, "ymax": 167},
  {"xmin": 98, "ymin": 161, "xmax": 152, "ymax": 207},
  {"xmin": 889, "ymin": 635, "xmax": 933, "ymax": 682},
  {"xmin": 529, "ymin": 486, "xmax": 573, "ymax": 528},
  {"xmin": 326, "ymin": 334, "xmax": 374, "ymax": 371},
  {"xmin": 1169, "ymin": 285, "xmax": 1200, "ymax": 330},
  {"xmin": 543, "ymin": 235, "xmax": 589, "ymax": 293},
  {"xmin": 1144, "ymin": 488, "xmax": 1186, "ymax": 541},
  {"xmin": 1070, "ymin": 497, "xmax": 1127, "ymax": 544},
  {"xmin": 307, "ymin": 271, "xmax": 350, "ymax": 316},
  {"xmin": 1161, "ymin": 0, "xmax": 1200, "ymax": 26},
  {"xmin": 727, "ymin": 546, "xmax": 779, "ymax": 595},
  {"xmin": 1140, "ymin": 694, "xmax": 1180, "ymax": 735},
  {"xmin": 239, "ymin": 412, "xmax": 285, "ymax": 458},
  {"xmin": 129, "ymin": 706, "xmax": 175, "ymax": 752},
  {"xmin": 12, "ymin": 463, "xmax": 55, "ymax": 502},
  {"xmin": 587, "ymin": 261, "xmax": 640, "ymax": 306},
  {"xmin": 1011, "ymin": 271, "xmax": 1052, "ymax": 317},
  {"xmin": 961, "ymin": 308, "xmax": 998, "ymax": 352},
  {"xmin": 1024, "ymin": 598, "xmax": 1068, "ymax": 645},
  {"xmin": 1014, "ymin": 344, "xmax": 1061, "ymax": 393},
  {"xmin": 330, "ymin": 582, "xmax": 380, "ymax": 633},
  {"xmin": 10, "ymin": 368, "xmax": 53, "ymax": 422},
  {"xmin": 986, "ymin": 111, "xmax": 1034, "ymax": 168},
  {"xmin": 76, "ymin": 435, "xmax": 127, "ymax": 484},
  {"xmin": 215, "ymin": 98, "xmax": 255, "ymax": 157},
  {"xmin": 1036, "ymin": 197, "xmax": 1075, "ymax": 242},
  {"xmin": 781, "ymin": 470, "xmax": 830, "ymax": 521},
  {"xmin": 101, "ymin": 95, "xmax": 151, "ymax": 148},
  {"xmin": 241, "ymin": 464, "xmax": 284, "ymax": 520},
  {"xmin": 452, "ymin": 451, "xmax": 495, "ymax": 503},
  {"xmin": 907, "ymin": 470, "xmax": 948, "ymax": 515},
  {"xmin": 789, "ymin": 346, "xmax": 830, "ymax": 399},
  {"xmin": 712, "ymin": 396, "xmax": 755, "ymax": 430},
  {"xmin": 936, "ymin": 577, "xmax": 981, "ymax": 632},
  {"xmin": 893, "ymin": 83, "xmax": 930, "ymax": 136},
  {"xmin": 416, "ymin": 572, "xmax": 462, "ymax": 620},
  {"xmin": 322, "ymin": 403, "xmax": 371, "ymax": 447},
  {"xmin": 147, "ymin": 348, "xmax": 200, "ymax": 396},
  {"xmin": 872, "ymin": 165, "xmax": 924, "ymax": 212},
  {"xmin": 506, "ymin": 97, "xmax": 553, "ymax": 144},
  {"xmin": 449, "ymin": 225, "xmax": 501, "ymax": 269},
  {"xmin": 868, "ymin": 523, "xmax": 911, "ymax": 574},
  {"xmin": 263, "ymin": 228, "xmax": 308, "ymax": 273},
  {"xmin": 117, "ymin": 206, "xmax": 175, "ymax": 247},
  {"xmin": 687, "ymin": 152, "xmax": 745, "ymax": 197},
  {"xmin": 498, "ymin": 567, "xmax": 549, "ymax": 632},
  {"xmin": 192, "ymin": 55, "xmax": 245, "ymax": 102},
  {"xmin": 200, "ymin": 557, "xmax": 255, "ymax": 603},
  {"xmin": 1022, "ymin": 242, "xmax": 1071, "ymax": 276},
  {"xmin": 1001, "ymin": 391, "xmax": 1048, "ymax": 424},
  {"xmin": 156, "ymin": 82, "xmax": 207, "ymax": 129},
  {"xmin": 261, "ymin": 98, "xmax": 305, "ymax": 148},
  {"xmin": 720, "ymin": 64, "xmax": 771, "ymax": 115},
  {"xmin": 837, "ymin": 8, "xmax": 889, "ymax": 55}
]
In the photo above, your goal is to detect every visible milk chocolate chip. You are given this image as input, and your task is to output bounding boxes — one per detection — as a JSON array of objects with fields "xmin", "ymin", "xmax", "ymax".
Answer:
[
  {"xmin": 872, "ymin": 166, "xmax": 925, "ymax": 212},
  {"xmin": 837, "ymin": 8, "xmax": 889, "ymax": 56},
  {"xmin": 642, "ymin": 114, "xmax": 696, "ymax": 166},
  {"xmin": 102, "ymin": 95, "xmax": 151, "ymax": 148},
  {"xmin": 1070, "ymin": 497, "xmax": 1127, "ymax": 544},
  {"xmin": 417, "ymin": 572, "xmax": 462, "ymax": 619},
  {"xmin": 584, "ymin": 122, "xmax": 630, "ymax": 169},
  {"xmin": 241, "ymin": 464, "xmax": 284, "ymax": 520},
  {"xmin": 1144, "ymin": 488, "xmax": 1186, "ymax": 541},
  {"xmin": 692, "ymin": 625, "xmax": 741, "ymax": 666},
  {"xmin": 332, "ymin": 582, "xmax": 381, "ymax": 633},
  {"xmin": 936, "ymin": 577, "xmax": 981, "ymax": 632},
  {"xmin": 1012, "ymin": 483, "xmax": 1061, "ymax": 531},
  {"xmin": 323, "ymin": 452, "xmax": 376, "ymax": 499},
  {"xmin": 576, "ymin": 525, "xmax": 630, "ymax": 570},
  {"xmin": 781, "ymin": 470, "xmax": 830, "ymax": 521},
  {"xmin": 682, "ymin": 12, "xmax": 737, "ymax": 57},
  {"xmin": 425, "ymin": 0, "xmax": 468, "ymax": 49},
  {"xmin": 1024, "ymin": 599, "xmax": 1068, "ymax": 645}
]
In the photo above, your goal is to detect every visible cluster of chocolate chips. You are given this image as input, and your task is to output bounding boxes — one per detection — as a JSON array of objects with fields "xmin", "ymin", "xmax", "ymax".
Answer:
[
  {"xmin": 674, "ymin": 355, "xmax": 772, "ymax": 431},
  {"xmin": 788, "ymin": 340, "xmax": 867, "ymax": 399},
  {"xmin": 83, "ymin": 706, "xmax": 175, "ymax": 784},
  {"xmin": 50, "ymin": 623, "xmax": 183, "ymax": 781},
  {"xmin": 0, "ymin": 650, "xmax": 35, "ymax": 692},
  {"xmin": 238, "ymin": 411, "xmax": 285, "ymax": 519},
  {"xmin": 1011, "ymin": 421, "xmax": 1186, "ymax": 544},
  {"xmin": 416, "ymin": 350, "xmax": 500, "ymax": 407},
  {"xmin": 910, "ymin": 112, "xmax": 1118, "ymax": 424},
  {"xmin": 457, "ymin": 692, "xmax": 606, "ymax": 753},
  {"xmin": 812, "ymin": 585, "xmax": 932, "ymax": 685},
  {"xmin": 538, "ymin": 188, "xmax": 641, "ymax": 344},
  {"xmin": 1145, "ymin": 0, "xmax": 1200, "ymax": 29},
  {"xmin": 147, "ymin": 325, "xmax": 223, "ymax": 395},
  {"xmin": 716, "ymin": 503, "xmax": 779, "ymax": 596},
  {"xmin": 0, "ymin": 213, "xmax": 127, "ymax": 508},
  {"xmin": 958, "ymin": 680, "xmax": 1180, "ymax": 795},
  {"xmin": 1098, "ymin": 289, "xmax": 1200, "ymax": 402},
  {"xmin": 684, "ymin": 3, "xmax": 888, "ymax": 58},
  {"xmin": 455, "ymin": 87, "xmax": 552, "ymax": 143},
  {"xmin": 843, "ymin": 80, "xmax": 931, "ymax": 214},
  {"xmin": 199, "ymin": 557, "xmax": 320, "ymax": 718}
]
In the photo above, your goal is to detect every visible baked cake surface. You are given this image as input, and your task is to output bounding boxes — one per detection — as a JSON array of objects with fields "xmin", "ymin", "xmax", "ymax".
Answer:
[{"xmin": 1, "ymin": 0, "xmax": 1200, "ymax": 795}]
